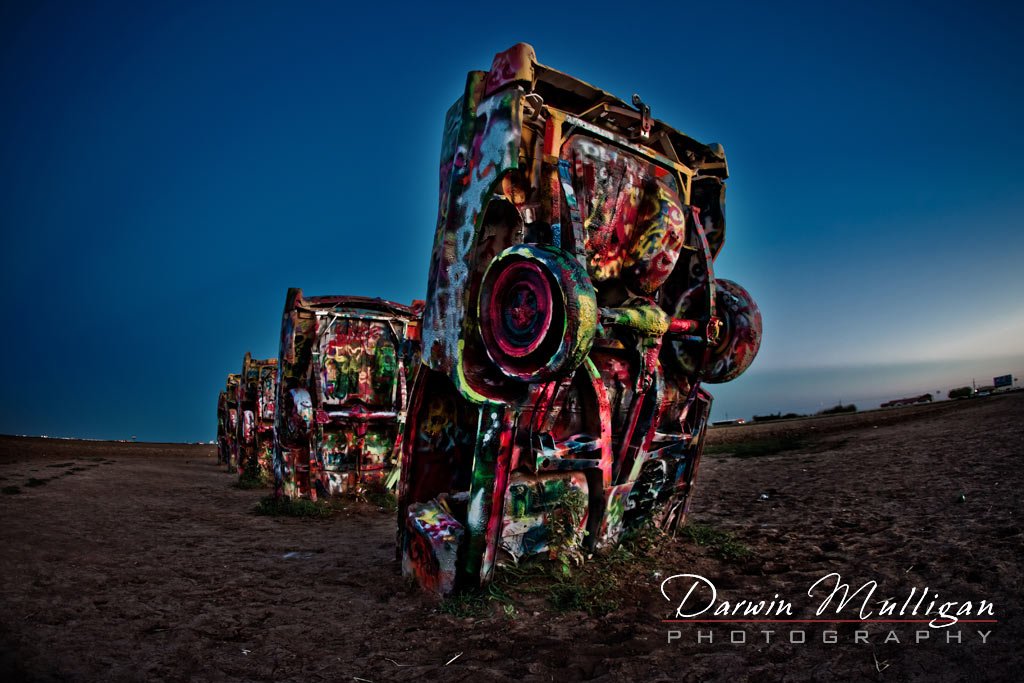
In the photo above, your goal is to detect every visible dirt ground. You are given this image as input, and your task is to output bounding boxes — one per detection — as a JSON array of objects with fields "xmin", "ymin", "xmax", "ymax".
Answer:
[{"xmin": 1, "ymin": 393, "xmax": 1021, "ymax": 682}]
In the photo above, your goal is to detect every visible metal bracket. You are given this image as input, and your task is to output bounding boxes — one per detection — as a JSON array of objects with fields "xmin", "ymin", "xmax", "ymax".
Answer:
[{"xmin": 632, "ymin": 94, "xmax": 652, "ymax": 139}]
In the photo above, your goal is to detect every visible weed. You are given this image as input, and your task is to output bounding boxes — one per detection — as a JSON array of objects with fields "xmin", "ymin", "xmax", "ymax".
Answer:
[
  {"xmin": 547, "ymin": 573, "xmax": 620, "ymax": 616},
  {"xmin": 236, "ymin": 469, "xmax": 272, "ymax": 490},
  {"xmin": 434, "ymin": 521, "xmax": 676, "ymax": 619},
  {"xmin": 493, "ymin": 562, "xmax": 555, "ymax": 595},
  {"xmin": 493, "ymin": 546, "xmax": 624, "ymax": 616},
  {"xmin": 363, "ymin": 488, "xmax": 398, "ymax": 513},
  {"xmin": 438, "ymin": 590, "xmax": 491, "ymax": 618},
  {"xmin": 598, "ymin": 523, "xmax": 664, "ymax": 574},
  {"xmin": 253, "ymin": 496, "xmax": 335, "ymax": 518},
  {"xmin": 25, "ymin": 478, "xmax": 48, "ymax": 488},
  {"xmin": 682, "ymin": 523, "xmax": 753, "ymax": 562},
  {"xmin": 547, "ymin": 487, "xmax": 589, "ymax": 576},
  {"xmin": 237, "ymin": 454, "xmax": 272, "ymax": 490},
  {"xmin": 437, "ymin": 577, "xmax": 524, "ymax": 619},
  {"xmin": 2, "ymin": 485, "xmax": 21, "ymax": 495}
]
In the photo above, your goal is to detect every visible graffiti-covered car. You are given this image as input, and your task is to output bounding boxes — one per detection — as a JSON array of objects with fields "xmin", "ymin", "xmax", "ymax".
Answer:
[
  {"xmin": 237, "ymin": 353, "xmax": 278, "ymax": 480},
  {"xmin": 398, "ymin": 44, "xmax": 762, "ymax": 595},
  {"xmin": 274, "ymin": 289, "xmax": 424, "ymax": 499},
  {"xmin": 216, "ymin": 389, "xmax": 229, "ymax": 465},
  {"xmin": 222, "ymin": 373, "xmax": 241, "ymax": 472}
]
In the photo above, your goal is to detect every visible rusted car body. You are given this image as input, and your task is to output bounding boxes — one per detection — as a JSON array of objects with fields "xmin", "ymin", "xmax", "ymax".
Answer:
[
  {"xmin": 274, "ymin": 289, "xmax": 423, "ymax": 499},
  {"xmin": 398, "ymin": 44, "xmax": 762, "ymax": 595},
  {"xmin": 222, "ymin": 374, "xmax": 241, "ymax": 472},
  {"xmin": 237, "ymin": 353, "xmax": 278, "ymax": 479}
]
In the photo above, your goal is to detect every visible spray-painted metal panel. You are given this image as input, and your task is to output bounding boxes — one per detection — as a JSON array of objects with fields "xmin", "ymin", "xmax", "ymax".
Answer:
[
  {"xmin": 399, "ymin": 44, "xmax": 762, "ymax": 595},
  {"xmin": 274, "ymin": 289, "xmax": 424, "ymax": 500}
]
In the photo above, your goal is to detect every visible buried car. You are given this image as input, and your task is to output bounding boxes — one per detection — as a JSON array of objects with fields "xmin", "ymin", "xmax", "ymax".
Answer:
[
  {"xmin": 236, "ymin": 353, "xmax": 278, "ymax": 480},
  {"xmin": 273, "ymin": 289, "xmax": 423, "ymax": 500},
  {"xmin": 216, "ymin": 389, "xmax": 229, "ymax": 465},
  {"xmin": 398, "ymin": 44, "xmax": 761, "ymax": 595},
  {"xmin": 220, "ymin": 373, "xmax": 242, "ymax": 471}
]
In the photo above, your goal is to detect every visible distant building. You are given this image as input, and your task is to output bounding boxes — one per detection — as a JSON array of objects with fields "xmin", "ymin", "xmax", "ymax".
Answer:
[{"xmin": 881, "ymin": 393, "xmax": 933, "ymax": 408}]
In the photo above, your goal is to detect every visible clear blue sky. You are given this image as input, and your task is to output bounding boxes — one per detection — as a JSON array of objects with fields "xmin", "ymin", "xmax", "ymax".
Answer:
[{"xmin": 1, "ymin": 0, "xmax": 1021, "ymax": 441}]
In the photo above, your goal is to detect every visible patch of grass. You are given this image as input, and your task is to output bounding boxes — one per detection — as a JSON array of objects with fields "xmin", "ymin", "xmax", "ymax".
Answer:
[
  {"xmin": 682, "ymin": 523, "xmax": 753, "ymax": 563},
  {"xmin": 493, "ymin": 562, "xmax": 555, "ymax": 594},
  {"xmin": 488, "ymin": 526, "xmax": 666, "ymax": 617},
  {"xmin": 363, "ymin": 488, "xmax": 398, "ymax": 513},
  {"xmin": 2, "ymin": 485, "xmax": 21, "ymax": 495},
  {"xmin": 547, "ymin": 573, "xmax": 620, "ymax": 615},
  {"xmin": 438, "ymin": 590, "xmax": 492, "ymax": 618},
  {"xmin": 434, "ymin": 522, "xmax": 685, "ymax": 619},
  {"xmin": 25, "ymin": 478, "xmax": 49, "ymax": 488},
  {"xmin": 705, "ymin": 435, "xmax": 805, "ymax": 458},
  {"xmin": 439, "ymin": 582, "xmax": 517, "ymax": 619},
  {"xmin": 544, "ymin": 524, "xmax": 669, "ymax": 615},
  {"xmin": 619, "ymin": 520, "xmax": 666, "ymax": 557},
  {"xmin": 236, "ymin": 469, "xmax": 272, "ymax": 490},
  {"xmin": 547, "ymin": 487, "xmax": 589, "ymax": 576},
  {"xmin": 253, "ymin": 496, "xmax": 336, "ymax": 518}
]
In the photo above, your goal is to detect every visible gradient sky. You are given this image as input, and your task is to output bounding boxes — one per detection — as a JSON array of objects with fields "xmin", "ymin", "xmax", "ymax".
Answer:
[{"xmin": 1, "ymin": 0, "xmax": 1021, "ymax": 441}]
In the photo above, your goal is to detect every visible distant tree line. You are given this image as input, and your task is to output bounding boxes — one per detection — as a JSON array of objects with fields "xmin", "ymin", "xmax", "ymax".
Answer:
[
  {"xmin": 818, "ymin": 403, "xmax": 857, "ymax": 415},
  {"xmin": 751, "ymin": 403, "xmax": 858, "ymax": 421},
  {"xmin": 746, "ymin": 383, "xmax": 1013, "ymax": 424},
  {"xmin": 752, "ymin": 411, "xmax": 806, "ymax": 423}
]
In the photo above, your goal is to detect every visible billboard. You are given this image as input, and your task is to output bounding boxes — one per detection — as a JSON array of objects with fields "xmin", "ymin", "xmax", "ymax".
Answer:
[{"xmin": 994, "ymin": 374, "xmax": 1012, "ymax": 388}]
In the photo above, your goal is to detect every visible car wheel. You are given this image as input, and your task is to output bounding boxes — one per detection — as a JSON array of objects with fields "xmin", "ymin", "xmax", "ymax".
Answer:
[{"xmin": 478, "ymin": 244, "xmax": 597, "ymax": 382}]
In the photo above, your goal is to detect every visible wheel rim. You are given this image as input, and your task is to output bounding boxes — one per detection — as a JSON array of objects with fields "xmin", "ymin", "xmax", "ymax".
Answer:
[
  {"xmin": 486, "ymin": 260, "xmax": 554, "ymax": 359},
  {"xmin": 478, "ymin": 244, "xmax": 597, "ymax": 383}
]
